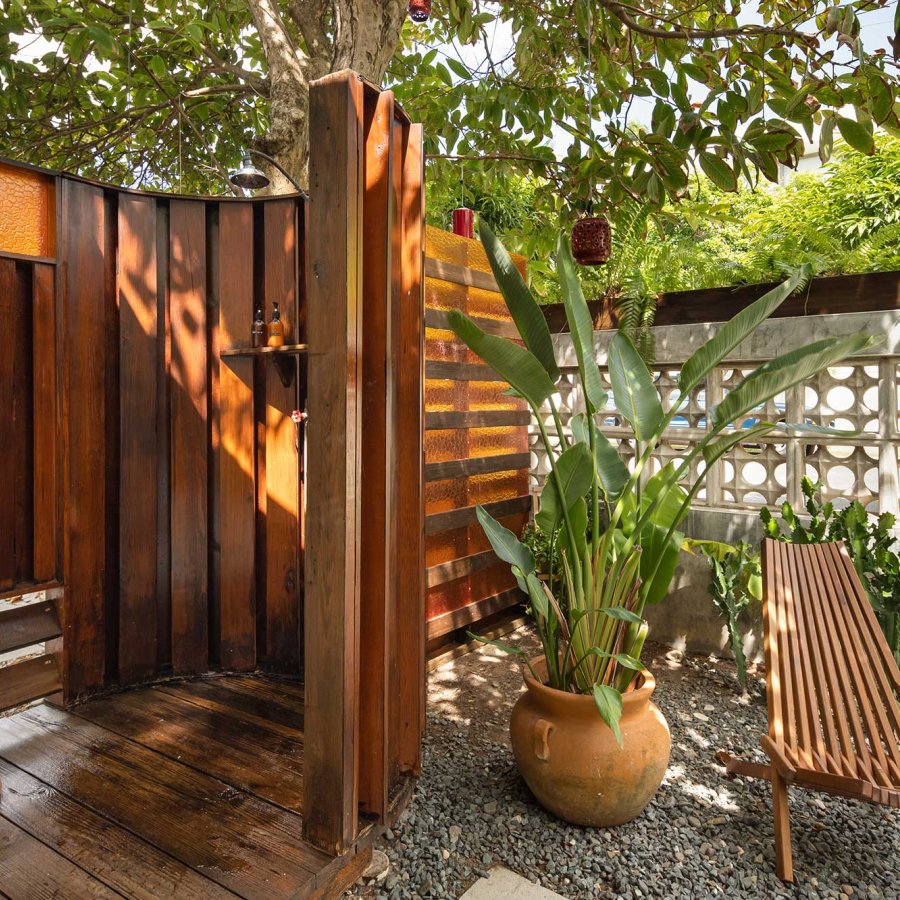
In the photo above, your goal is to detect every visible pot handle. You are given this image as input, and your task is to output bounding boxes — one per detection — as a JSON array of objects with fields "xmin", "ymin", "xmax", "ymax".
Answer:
[{"xmin": 533, "ymin": 718, "xmax": 554, "ymax": 761}]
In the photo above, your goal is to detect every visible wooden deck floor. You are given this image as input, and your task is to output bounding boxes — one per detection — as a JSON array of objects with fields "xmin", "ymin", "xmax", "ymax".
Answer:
[{"xmin": 0, "ymin": 675, "xmax": 370, "ymax": 899}]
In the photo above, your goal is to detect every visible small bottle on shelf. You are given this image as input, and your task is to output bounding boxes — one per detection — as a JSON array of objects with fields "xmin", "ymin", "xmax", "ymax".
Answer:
[
  {"xmin": 267, "ymin": 302, "xmax": 285, "ymax": 347},
  {"xmin": 251, "ymin": 307, "xmax": 266, "ymax": 348}
]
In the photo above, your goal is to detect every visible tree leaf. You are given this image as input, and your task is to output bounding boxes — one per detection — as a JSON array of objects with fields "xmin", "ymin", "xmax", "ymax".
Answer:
[
  {"xmin": 608, "ymin": 332, "xmax": 662, "ymax": 441},
  {"xmin": 448, "ymin": 310, "xmax": 556, "ymax": 408},
  {"xmin": 592, "ymin": 684, "xmax": 624, "ymax": 748},
  {"xmin": 698, "ymin": 151, "xmax": 737, "ymax": 191},
  {"xmin": 479, "ymin": 221, "xmax": 559, "ymax": 380},
  {"xmin": 556, "ymin": 233, "xmax": 607, "ymax": 412},
  {"xmin": 836, "ymin": 116, "xmax": 875, "ymax": 155},
  {"xmin": 536, "ymin": 442, "xmax": 594, "ymax": 532}
]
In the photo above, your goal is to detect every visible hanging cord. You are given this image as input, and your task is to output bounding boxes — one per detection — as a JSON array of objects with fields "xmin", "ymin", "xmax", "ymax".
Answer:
[
  {"xmin": 460, "ymin": 162, "xmax": 465, "ymax": 207},
  {"xmin": 585, "ymin": 1, "xmax": 595, "ymax": 215}
]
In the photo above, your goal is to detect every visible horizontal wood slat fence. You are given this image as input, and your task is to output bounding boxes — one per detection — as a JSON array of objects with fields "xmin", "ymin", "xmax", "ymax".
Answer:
[
  {"xmin": 542, "ymin": 268, "xmax": 900, "ymax": 332},
  {"xmin": 423, "ymin": 226, "xmax": 529, "ymax": 651}
]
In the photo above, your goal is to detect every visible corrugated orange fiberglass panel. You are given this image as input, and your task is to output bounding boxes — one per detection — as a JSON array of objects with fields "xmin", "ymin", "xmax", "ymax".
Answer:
[{"xmin": 0, "ymin": 163, "xmax": 56, "ymax": 258}]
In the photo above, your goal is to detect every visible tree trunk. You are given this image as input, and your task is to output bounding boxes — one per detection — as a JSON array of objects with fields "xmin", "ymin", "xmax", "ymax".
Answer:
[{"xmin": 248, "ymin": 0, "xmax": 407, "ymax": 193}]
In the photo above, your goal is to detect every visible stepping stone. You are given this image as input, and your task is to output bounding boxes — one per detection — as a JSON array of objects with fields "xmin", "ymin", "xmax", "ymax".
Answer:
[{"xmin": 460, "ymin": 867, "xmax": 564, "ymax": 899}]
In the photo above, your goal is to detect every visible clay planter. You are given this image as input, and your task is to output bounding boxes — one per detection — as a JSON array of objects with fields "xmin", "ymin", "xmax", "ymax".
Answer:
[{"xmin": 510, "ymin": 657, "xmax": 670, "ymax": 827}]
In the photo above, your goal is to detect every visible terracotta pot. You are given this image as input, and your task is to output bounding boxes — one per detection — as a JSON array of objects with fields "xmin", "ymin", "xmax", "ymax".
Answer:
[
  {"xmin": 510, "ymin": 656, "xmax": 670, "ymax": 826},
  {"xmin": 571, "ymin": 215, "xmax": 611, "ymax": 266}
]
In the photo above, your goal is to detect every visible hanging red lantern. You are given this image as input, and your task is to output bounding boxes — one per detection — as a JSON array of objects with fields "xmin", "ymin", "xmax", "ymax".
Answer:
[
  {"xmin": 571, "ymin": 214, "xmax": 611, "ymax": 266},
  {"xmin": 451, "ymin": 207, "xmax": 474, "ymax": 239},
  {"xmin": 408, "ymin": 0, "xmax": 432, "ymax": 22}
]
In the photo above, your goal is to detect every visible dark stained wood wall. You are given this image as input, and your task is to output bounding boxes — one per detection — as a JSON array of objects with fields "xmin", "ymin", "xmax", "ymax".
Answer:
[
  {"xmin": 58, "ymin": 180, "xmax": 305, "ymax": 699},
  {"xmin": 423, "ymin": 228, "xmax": 529, "ymax": 654},
  {"xmin": 303, "ymin": 70, "xmax": 425, "ymax": 853}
]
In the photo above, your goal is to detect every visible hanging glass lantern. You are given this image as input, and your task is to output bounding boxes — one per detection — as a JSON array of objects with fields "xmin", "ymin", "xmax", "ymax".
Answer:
[
  {"xmin": 571, "ymin": 214, "xmax": 611, "ymax": 266},
  {"xmin": 408, "ymin": 0, "xmax": 432, "ymax": 22}
]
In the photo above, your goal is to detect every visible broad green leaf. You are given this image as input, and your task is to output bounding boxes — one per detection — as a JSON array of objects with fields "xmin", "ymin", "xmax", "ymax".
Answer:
[
  {"xmin": 592, "ymin": 684, "xmax": 624, "ymax": 748},
  {"xmin": 640, "ymin": 524, "xmax": 683, "ymax": 605},
  {"xmin": 476, "ymin": 506, "xmax": 535, "ymax": 574},
  {"xmin": 775, "ymin": 422, "xmax": 859, "ymax": 437},
  {"xmin": 479, "ymin": 221, "xmax": 559, "ymax": 380},
  {"xmin": 556, "ymin": 233, "xmax": 607, "ymax": 413},
  {"xmin": 600, "ymin": 606, "xmax": 643, "ymax": 624},
  {"xmin": 701, "ymin": 424, "xmax": 774, "ymax": 466},
  {"xmin": 608, "ymin": 332, "xmax": 662, "ymax": 441},
  {"xmin": 536, "ymin": 442, "xmax": 594, "ymax": 532},
  {"xmin": 524, "ymin": 571, "xmax": 549, "ymax": 619},
  {"xmin": 714, "ymin": 334, "xmax": 881, "ymax": 428},
  {"xmin": 570, "ymin": 413, "xmax": 629, "ymax": 499},
  {"xmin": 557, "ymin": 496, "xmax": 588, "ymax": 562},
  {"xmin": 448, "ymin": 310, "xmax": 556, "ymax": 408},
  {"xmin": 595, "ymin": 429, "xmax": 629, "ymax": 499},
  {"xmin": 836, "ymin": 115, "xmax": 874, "ymax": 155},
  {"xmin": 679, "ymin": 266, "xmax": 809, "ymax": 395},
  {"xmin": 698, "ymin": 151, "xmax": 737, "ymax": 191},
  {"xmin": 641, "ymin": 463, "xmax": 687, "ymax": 532}
]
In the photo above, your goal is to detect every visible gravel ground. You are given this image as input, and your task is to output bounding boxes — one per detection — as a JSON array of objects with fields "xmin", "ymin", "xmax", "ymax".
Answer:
[{"xmin": 348, "ymin": 628, "xmax": 900, "ymax": 900}]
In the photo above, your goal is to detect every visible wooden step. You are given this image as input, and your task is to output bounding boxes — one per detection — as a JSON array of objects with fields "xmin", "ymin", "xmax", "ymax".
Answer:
[
  {"xmin": 0, "ymin": 601, "xmax": 62, "ymax": 654},
  {"xmin": 0, "ymin": 654, "xmax": 62, "ymax": 712}
]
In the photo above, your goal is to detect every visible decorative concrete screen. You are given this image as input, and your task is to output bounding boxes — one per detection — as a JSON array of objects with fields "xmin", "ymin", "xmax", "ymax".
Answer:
[{"xmin": 536, "ymin": 310, "xmax": 900, "ymax": 522}]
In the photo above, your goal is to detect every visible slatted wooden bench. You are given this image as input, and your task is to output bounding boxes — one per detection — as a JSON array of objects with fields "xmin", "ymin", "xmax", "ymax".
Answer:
[{"xmin": 718, "ymin": 539, "xmax": 900, "ymax": 882}]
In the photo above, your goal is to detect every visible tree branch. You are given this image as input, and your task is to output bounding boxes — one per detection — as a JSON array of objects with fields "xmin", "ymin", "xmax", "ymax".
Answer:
[{"xmin": 596, "ymin": 1, "xmax": 813, "ymax": 42}]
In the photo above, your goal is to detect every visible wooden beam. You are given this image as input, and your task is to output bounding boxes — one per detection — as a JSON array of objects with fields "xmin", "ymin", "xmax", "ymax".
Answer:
[
  {"xmin": 425, "ymin": 360, "xmax": 505, "ymax": 382},
  {"xmin": 32, "ymin": 263, "xmax": 59, "ymax": 583},
  {"xmin": 425, "ymin": 257, "xmax": 498, "ymax": 292},
  {"xmin": 425, "ymin": 495, "xmax": 531, "ymax": 535},
  {"xmin": 424, "ymin": 307, "xmax": 519, "ymax": 340},
  {"xmin": 214, "ymin": 204, "xmax": 257, "ymax": 670},
  {"xmin": 426, "ymin": 588, "xmax": 524, "ymax": 640},
  {"xmin": 396, "ymin": 121, "xmax": 426, "ymax": 778},
  {"xmin": 303, "ymin": 69, "xmax": 365, "ymax": 854},
  {"xmin": 61, "ymin": 179, "xmax": 108, "ymax": 697},
  {"xmin": 426, "ymin": 549, "xmax": 499, "ymax": 589},
  {"xmin": 117, "ymin": 194, "xmax": 160, "ymax": 683},
  {"xmin": 169, "ymin": 200, "xmax": 209, "ymax": 675},
  {"xmin": 425, "ymin": 452, "xmax": 530, "ymax": 482},
  {"xmin": 425, "ymin": 409, "xmax": 531, "ymax": 430},
  {"xmin": 358, "ymin": 85, "xmax": 394, "ymax": 821}
]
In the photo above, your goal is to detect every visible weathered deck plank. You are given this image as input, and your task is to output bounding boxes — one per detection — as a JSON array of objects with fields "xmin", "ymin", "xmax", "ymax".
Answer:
[
  {"xmin": 0, "ymin": 757, "xmax": 234, "ymax": 899},
  {"xmin": 0, "ymin": 676, "xmax": 371, "ymax": 899},
  {"xmin": 73, "ymin": 686, "xmax": 305, "ymax": 813}
]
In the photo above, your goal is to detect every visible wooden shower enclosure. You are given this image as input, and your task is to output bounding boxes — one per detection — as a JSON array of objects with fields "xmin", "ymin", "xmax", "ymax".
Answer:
[{"xmin": 0, "ymin": 71, "xmax": 424, "ymax": 896}]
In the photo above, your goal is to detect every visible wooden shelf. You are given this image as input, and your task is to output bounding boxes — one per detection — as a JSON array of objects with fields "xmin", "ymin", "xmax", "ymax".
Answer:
[{"xmin": 221, "ymin": 343, "xmax": 309, "ymax": 358}]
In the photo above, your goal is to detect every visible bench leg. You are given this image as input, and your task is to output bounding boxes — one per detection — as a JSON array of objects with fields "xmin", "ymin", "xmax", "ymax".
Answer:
[{"xmin": 772, "ymin": 767, "xmax": 794, "ymax": 882}]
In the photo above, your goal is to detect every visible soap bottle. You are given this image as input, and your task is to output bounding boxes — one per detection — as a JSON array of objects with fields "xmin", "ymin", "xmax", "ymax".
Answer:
[
  {"xmin": 251, "ymin": 307, "xmax": 266, "ymax": 348},
  {"xmin": 267, "ymin": 302, "xmax": 285, "ymax": 347}
]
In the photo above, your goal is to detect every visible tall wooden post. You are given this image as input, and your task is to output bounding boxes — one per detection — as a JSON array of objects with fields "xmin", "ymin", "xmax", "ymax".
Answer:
[
  {"xmin": 303, "ymin": 70, "xmax": 365, "ymax": 853},
  {"xmin": 304, "ymin": 69, "xmax": 425, "ymax": 854}
]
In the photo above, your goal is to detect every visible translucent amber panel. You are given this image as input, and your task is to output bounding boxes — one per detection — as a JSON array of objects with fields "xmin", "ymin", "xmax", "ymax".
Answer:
[
  {"xmin": 425, "ymin": 225, "xmax": 468, "ymax": 265},
  {"xmin": 0, "ymin": 163, "xmax": 55, "ymax": 258}
]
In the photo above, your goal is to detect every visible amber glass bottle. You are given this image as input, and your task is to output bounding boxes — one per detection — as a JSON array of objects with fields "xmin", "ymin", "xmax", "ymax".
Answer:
[
  {"xmin": 251, "ymin": 307, "xmax": 265, "ymax": 348},
  {"xmin": 267, "ymin": 302, "xmax": 285, "ymax": 347}
]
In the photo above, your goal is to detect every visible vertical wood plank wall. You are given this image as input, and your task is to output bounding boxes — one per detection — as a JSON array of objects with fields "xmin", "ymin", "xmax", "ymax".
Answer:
[
  {"xmin": 49, "ymin": 182, "xmax": 304, "ymax": 698},
  {"xmin": 304, "ymin": 71, "xmax": 425, "ymax": 852},
  {"xmin": 423, "ymin": 227, "xmax": 530, "ymax": 653}
]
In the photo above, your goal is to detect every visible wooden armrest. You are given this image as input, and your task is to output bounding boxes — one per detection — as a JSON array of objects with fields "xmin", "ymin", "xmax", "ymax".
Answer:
[{"xmin": 761, "ymin": 735, "xmax": 797, "ymax": 783}]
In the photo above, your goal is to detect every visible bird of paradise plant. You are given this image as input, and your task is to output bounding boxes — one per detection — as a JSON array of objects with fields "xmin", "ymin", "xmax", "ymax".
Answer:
[{"xmin": 449, "ymin": 221, "xmax": 878, "ymax": 745}]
